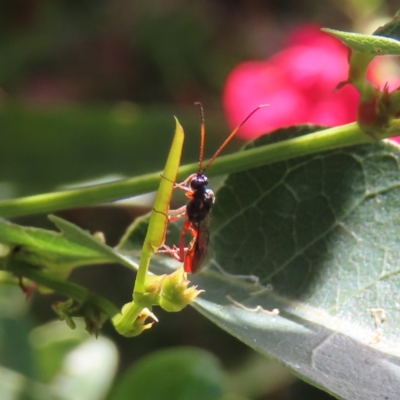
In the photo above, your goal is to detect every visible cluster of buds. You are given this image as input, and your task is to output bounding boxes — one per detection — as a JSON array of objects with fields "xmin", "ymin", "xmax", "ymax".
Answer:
[{"xmin": 114, "ymin": 268, "xmax": 203, "ymax": 337}]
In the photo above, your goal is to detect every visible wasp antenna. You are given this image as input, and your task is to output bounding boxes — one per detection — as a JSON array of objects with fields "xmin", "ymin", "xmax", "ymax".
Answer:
[
  {"xmin": 203, "ymin": 104, "xmax": 269, "ymax": 171},
  {"xmin": 194, "ymin": 102, "xmax": 206, "ymax": 172}
]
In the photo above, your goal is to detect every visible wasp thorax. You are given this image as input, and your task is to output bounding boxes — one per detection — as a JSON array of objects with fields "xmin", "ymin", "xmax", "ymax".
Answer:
[{"xmin": 186, "ymin": 187, "xmax": 215, "ymax": 223}]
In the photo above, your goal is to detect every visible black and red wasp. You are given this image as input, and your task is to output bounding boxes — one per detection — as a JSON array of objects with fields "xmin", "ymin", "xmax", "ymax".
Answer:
[{"xmin": 164, "ymin": 103, "xmax": 268, "ymax": 274}]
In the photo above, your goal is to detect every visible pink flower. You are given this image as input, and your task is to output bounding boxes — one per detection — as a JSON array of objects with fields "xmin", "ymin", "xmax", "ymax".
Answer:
[{"xmin": 223, "ymin": 24, "xmax": 400, "ymax": 140}]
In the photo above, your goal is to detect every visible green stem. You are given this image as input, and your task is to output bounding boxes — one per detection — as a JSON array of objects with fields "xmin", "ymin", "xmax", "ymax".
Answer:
[
  {"xmin": 4, "ymin": 260, "xmax": 119, "ymax": 318},
  {"xmin": 0, "ymin": 122, "xmax": 386, "ymax": 218},
  {"xmin": 135, "ymin": 247, "xmax": 152, "ymax": 297},
  {"xmin": 112, "ymin": 301, "xmax": 144, "ymax": 334}
]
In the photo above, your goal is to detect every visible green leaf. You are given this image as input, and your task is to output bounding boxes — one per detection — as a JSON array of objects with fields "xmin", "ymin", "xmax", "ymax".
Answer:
[
  {"xmin": 143, "ymin": 117, "xmax": 184, "ymax": 253},
  {"xmin": 181, "ymin": 126, "xmax": 400, "ymax": 400},
  {"xmin": 133, "ymin": 116, "xmax": 184, "ymax": 273},
  {"xmin": 373, "ymin": 14, "xmax": 400, "ymax": 41},
  {"xmin": 323, "ymin": 27, "xmax": 400, "ymax": 55},
  {"xmin": 48, "ymin": 215, "xmax": 138, "ymax": 271},
  {"xmin": 0, "ymin": 216, "xmax": 133, "ymax": 322},
  {"xmin": 0, "ymin": 218, "xmax": 112, "ymax": 278},
  {"xmin": 108, "ymin": 347, "xmax": 224, "ymax": 400},
  {"xmin": 132, "ymin": 117, "xmax": 184, "ymax": 295}
]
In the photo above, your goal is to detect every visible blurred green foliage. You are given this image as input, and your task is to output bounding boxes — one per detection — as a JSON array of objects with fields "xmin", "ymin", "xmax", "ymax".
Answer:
[{"xmin": 0, "ymin": 103, "xmax": 228, "ymax": 196}]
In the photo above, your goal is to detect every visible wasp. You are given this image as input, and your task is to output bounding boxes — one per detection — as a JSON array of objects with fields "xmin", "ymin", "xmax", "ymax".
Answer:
[{"xmin": 164, "ymin": 103, "xmax": 267, "ymax": 273}]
